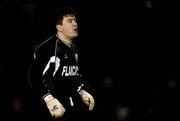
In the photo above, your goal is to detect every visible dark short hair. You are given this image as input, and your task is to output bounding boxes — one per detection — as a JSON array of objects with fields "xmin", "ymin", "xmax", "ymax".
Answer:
[{"xmin": 52, "ymin": 7, "xmax": 77, "ymax": 25}]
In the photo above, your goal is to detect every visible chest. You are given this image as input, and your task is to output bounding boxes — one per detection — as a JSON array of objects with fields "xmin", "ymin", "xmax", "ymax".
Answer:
[
  {"xmin": 58, "ymin": 48, "xmax": 78, "ymax": 65},
  {"xmin": 54, "ymin": 47, "xmax": 79, "ymax": 77}
]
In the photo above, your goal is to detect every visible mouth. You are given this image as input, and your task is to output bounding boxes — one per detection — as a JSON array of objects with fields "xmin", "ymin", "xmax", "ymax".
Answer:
[{"xmin": 73, "ymin": 28, "xmax": 78, "ymax": 32}]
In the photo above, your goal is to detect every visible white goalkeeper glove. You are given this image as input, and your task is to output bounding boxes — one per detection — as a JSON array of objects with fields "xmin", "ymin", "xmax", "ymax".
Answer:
[
  {"xmin": 79, "ymin": 90, "xmax": 95, "ymax": 111},
  {"xmin": 43, "ymin": 94, "xmax": 65, "ymax": 119}
]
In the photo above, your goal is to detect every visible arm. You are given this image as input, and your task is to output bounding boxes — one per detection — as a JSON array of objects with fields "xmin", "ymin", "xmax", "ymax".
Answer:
[
  {"xmin": 28, "ymin": 49, "xmax": 65, "ymax": 119},
  {"xmin": 74, "ymin": 75, "xmax": 95, "ymax": 111},
  {"xmin": 28, "ymin": 51, "xmax": 51, "ymax": 98}
]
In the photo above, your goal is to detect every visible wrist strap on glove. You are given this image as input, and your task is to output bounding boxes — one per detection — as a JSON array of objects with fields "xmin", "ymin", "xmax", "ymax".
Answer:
[{"xmin": 43, "ymin": 94, "xmax": 54, "ymax": 103}]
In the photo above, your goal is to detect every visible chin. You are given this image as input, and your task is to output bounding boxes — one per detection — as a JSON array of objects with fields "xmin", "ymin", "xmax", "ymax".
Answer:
[
  {"xmin": 70, "ymin": 35, "xmax": 78, "ymax": 40},
  {"xmin": 73, "ymin": 34, "xmax": 78, "ymax": 37}
]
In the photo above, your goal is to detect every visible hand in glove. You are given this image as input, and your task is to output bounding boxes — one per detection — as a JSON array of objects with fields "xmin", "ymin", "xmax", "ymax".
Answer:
[
  {"xmin": 79, "ymin": 90, "xmax": 95, "ymax": 111},
  {"xmin": 43, "ymin": 94, "xmax": 65, "ymax": 119}
]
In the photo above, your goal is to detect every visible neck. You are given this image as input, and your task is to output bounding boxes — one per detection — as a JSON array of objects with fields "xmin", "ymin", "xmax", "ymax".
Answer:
[{"xmin": 56, "ymin": 33, "xmax": 72, "ymax": 47}]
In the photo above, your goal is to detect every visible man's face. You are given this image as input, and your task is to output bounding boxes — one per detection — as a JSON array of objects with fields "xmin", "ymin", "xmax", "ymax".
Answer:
[{"xmin": 59, "ymin": 15, "xmax": 78, "ymax": 40}]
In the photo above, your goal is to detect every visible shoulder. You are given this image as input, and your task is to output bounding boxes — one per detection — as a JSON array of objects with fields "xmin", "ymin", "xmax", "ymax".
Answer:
[
  {"xmin": 33, "ymin": 35, "xmax": 58, "ymax": 59},
  {"xmin": 34, "ymin": 35, "xmax": 57, "ymax": 53}
]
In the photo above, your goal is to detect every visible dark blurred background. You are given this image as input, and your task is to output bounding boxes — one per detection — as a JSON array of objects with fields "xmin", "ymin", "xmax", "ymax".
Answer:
[{"xmin": 0, "ymin": 0, "xmax": 180, "ymax": 120}]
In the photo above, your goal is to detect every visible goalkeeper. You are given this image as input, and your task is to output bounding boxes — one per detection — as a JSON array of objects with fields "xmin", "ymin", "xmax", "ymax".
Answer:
[{"xmin": 28, "ymin": 7, "xmax": 95, "ymax": 120}]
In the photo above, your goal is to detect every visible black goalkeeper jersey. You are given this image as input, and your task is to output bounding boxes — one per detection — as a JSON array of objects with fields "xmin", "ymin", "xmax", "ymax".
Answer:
[{"xmin": 28, "ymin": 35, "xmax": 84, "ymax": 107}]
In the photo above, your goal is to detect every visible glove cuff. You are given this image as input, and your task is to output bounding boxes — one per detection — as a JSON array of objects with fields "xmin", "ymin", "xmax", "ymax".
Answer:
[
  {"xmin": 43, "ymin": 94, "xmax": 54, "ymax": 103},
  {"xmin": 78, "ymin": 89, "xmax": 86, "ymax": 95}
]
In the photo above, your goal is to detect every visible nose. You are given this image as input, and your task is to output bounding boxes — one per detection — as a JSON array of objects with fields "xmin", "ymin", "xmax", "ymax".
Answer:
[{"xmin": 73, "ymin": 20, "xmax": 77, "ymax": 26}]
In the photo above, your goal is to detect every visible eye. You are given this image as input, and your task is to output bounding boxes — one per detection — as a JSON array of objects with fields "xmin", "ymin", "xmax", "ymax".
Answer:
[
  {"xmin": 68, "ymin": 20, "xmax": 73, "ymax": 23},
  {"xmin": 67, "ymin": 19, "xmax": 76, "ymax": 24}
]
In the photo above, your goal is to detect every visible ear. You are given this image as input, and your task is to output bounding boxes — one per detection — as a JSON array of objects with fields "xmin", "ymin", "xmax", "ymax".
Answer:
[{"xmin": 56, "ymin": 25, "xmax": 62, "ymax": 31}]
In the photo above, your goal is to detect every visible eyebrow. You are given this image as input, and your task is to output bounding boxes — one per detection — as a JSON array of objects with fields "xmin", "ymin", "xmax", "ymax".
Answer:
[{"xmin": 66, "ymin": 18, "xmax": 76, "ymax": 21}]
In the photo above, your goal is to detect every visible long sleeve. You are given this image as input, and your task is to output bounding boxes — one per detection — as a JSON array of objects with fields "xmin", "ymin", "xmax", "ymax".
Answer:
[
  {"xmin": 28, "ymin": 49, "xmax": 55, "ymax": 99},
  {"xmin": 68, "ymin": 44, "xmax": 85, "ymax": 93}
]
